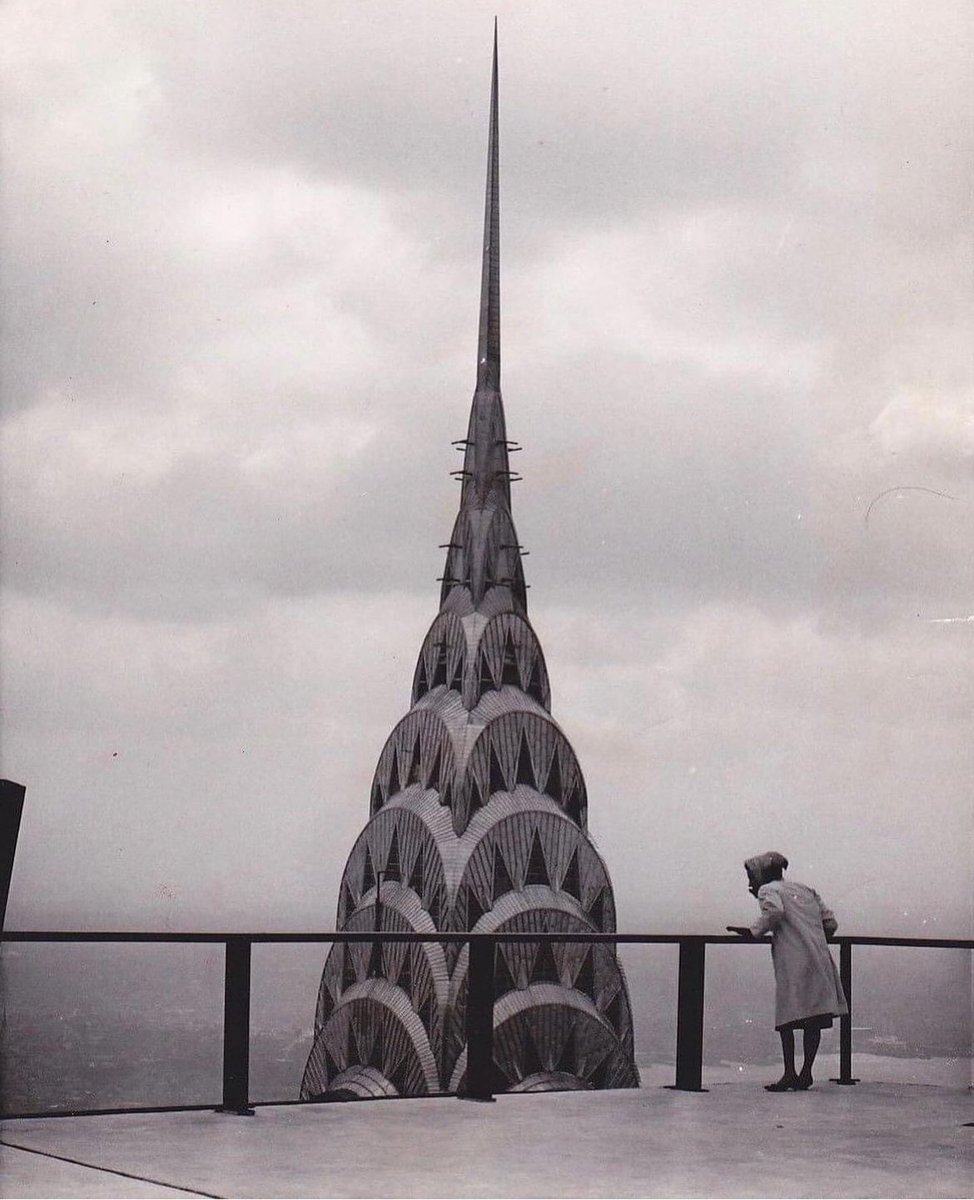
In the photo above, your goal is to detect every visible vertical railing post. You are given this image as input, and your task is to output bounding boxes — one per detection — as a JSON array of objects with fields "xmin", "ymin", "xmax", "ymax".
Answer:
[
  {"xmin": 219, "ymin": 936, "xmax": 254, "ymax": 1114},
  {"xmin": 0, "ymin": 780, "xmax": 26, "ymax": 933},
  {"xmin": 832, "ymin": 940, "xmax": 859, "ymax": 1085},
  {"xmin": 370, "ymin": 871, "xmax": 385, "ymax": 978},
  {"xmin": 671, "ymin": 937, "xmax": 707, "ymax": 1091},
  {"xmin": 461, "ymin": 935, "xmax": 496, "ymax": 1101}
]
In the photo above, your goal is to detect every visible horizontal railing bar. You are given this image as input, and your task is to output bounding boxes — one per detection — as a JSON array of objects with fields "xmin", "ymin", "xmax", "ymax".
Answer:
[
  {"xmin": 0, "ymin": 931, "xmax": 708, "ymax": 944},
  {"xmin": 2, "ymin": 931, "xmax": 971, "ymax": 948},
  {"xmin": 833, "ymin": 936, "xmax": 974, "ymax": 949},
  {"xmin": 2, "ymin": 932, "xmax": 236, "ymax": 943}
]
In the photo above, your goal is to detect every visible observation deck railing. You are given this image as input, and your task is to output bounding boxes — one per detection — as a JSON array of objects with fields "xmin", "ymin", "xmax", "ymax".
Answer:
[{"xmin": 1, "ymin": 930, "xmax": 970, "ymax": 1118}]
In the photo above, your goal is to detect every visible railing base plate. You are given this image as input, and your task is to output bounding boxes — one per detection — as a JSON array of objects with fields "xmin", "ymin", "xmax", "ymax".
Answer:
[
  {"xmin": 829, "ymin": 1078, "xmax": 860, "ymax": 1086},
  {"xmin": 665, "ymin": 1085, "xmax": 709, "ymax": 1093},
  {"xmin": 216, "ymin": 1106, "xmax": 256, "ymax": 1116}
]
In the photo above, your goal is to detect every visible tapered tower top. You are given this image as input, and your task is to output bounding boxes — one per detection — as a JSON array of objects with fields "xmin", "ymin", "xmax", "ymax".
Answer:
[
  {"xmin": 303, "ymin": 27, "xmax": 638, "ymax": 1101},
  {"xmin": 439, "ymin": 23, "xmax": 527, "ymax": 613},
  {"xmin": 476, "ymin": 20, "xmax": 500, "ymax": 392}
]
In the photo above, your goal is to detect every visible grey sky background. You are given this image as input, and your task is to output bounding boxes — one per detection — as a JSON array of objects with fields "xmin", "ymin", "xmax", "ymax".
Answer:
[{"xmin": 2, "ymin": 1, "xmax": 971, "ymax": 937}]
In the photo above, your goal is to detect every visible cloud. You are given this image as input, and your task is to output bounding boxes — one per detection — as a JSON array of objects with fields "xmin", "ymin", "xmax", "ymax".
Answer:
[
  {"xmin": 1, "ymin": 0, "xmax": 970, "ymax": 936},
  {"xmin": 540, "ymin": 600, "xmax": 973, "ymax": 932},
  {"xmin": 869, "ymin": 391, "xmax": 974, "ymax": 472},
  {"xmin": 1, "ymin": 588, "xmax": 432, "ymax": 928}
]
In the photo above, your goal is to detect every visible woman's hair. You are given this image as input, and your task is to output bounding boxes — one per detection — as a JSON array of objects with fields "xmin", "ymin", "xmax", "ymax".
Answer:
[{"xmin": 745, "ymin": 851, "xmax": 789, "ymax": 888}]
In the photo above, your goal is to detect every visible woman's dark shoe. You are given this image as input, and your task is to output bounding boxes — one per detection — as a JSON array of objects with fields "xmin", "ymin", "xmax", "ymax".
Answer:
[
  {"xmin": 764, "ymin": 1075, "xmax": 800, "ymax": 1092},
  {"xmin": 794, "ymin": 1072, "xmax": 814, "ymax": 1090}
]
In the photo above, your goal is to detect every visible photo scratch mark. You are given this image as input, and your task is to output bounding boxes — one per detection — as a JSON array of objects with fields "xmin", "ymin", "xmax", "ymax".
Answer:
[{"xmin": 864, "ymin": 486, "xmax": 956, "ymax": 527}]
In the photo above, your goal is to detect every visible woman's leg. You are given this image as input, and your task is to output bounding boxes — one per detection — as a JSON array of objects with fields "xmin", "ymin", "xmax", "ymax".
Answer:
[
  {"xmin": 765, "ymin": 1029, "xmax": 799, "ymax": 1089},
  {"xmin": 781, "ymin": 1028, "xmax": 797, "ymax": 1077},
  {"xmin": 797, "ymin": 1027, "xmax": 821, "ymax": 1087}
]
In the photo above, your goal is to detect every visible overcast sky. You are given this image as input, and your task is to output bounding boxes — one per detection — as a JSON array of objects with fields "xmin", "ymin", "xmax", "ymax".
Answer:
[{"xmin": 2, "ymin": 1, "xmax": 971, "ymax": 938}]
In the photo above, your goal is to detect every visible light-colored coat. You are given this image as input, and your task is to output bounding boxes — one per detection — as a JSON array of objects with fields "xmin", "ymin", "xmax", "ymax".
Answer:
[{"xmin": 750, "ymin": 879, "xmax": 848, "ymax": 1030}]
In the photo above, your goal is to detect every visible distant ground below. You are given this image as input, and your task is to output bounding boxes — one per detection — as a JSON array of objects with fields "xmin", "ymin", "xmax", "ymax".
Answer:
[{"xmin": 1, "ymin": 940, "xmax": 969, "ymax": 1113}]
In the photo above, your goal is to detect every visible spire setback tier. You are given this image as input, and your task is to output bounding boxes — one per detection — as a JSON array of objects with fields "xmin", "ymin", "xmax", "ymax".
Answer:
[{"xmin": 302, "ymin": 29, "xmax": 638, "ymax": 1101}]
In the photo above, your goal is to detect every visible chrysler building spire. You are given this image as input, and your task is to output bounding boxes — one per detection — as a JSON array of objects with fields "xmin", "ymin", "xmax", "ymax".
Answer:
[
  {"xmin": 302, "ymin": 30, "xmax": 638, "ymax": 1102},
  {"xmin": 476, "ymin": 20, "xmax": 501, "ymax": 393}
]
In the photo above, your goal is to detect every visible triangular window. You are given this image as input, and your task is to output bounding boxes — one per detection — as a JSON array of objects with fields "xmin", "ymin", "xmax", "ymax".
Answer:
[
  {"xmin": 449, "ymin": 652, "xmax": 464, "ymax": 692},
  {"xmin": 340, "ymin": 880, "xmax": 356, "ymax": 922},
  {"xmin": 574, "ymin": 947, "xmax": 595, "ymax": 998},
  {"xmin": 466, "ymin": 887, "xmax": 485, "ymax": 929},
  {"xmin": 367, "ymin": 1033, "xmax": 384, "ymax": 1070},
  {"xmin": 362, "ymin": 846, "xmax": 375, "ymax": 895},
  {"xmin": 527, "ymin": 658, "xmax": 545, "ymax": 704},
  {"xmin": 605, "ymin": 991, "xmax": 623, "ymax": 1034},
  {"xmin": 525, "ymin": 829, "xmax": 550, "ymax": 887},
  {"xmin": 565, "ymin": 783, "xmax": 582, "ymax": 825},
  {"xmin": 426, "ymin": 746, "xmax": 441, "ymax": 791},
  {"xmin": 468, "ymin": 776, "xmax": 484, "ymax": 817},
  {"xmin": 370, "ymin": 780, "xmax": 384, "ymax": 811},
  {"xmin": 324, "ymin": 1048, "xmax": 341, "ymax": 1082},
  {"xmin": 398, "ymin": 948, "xmax": 413, "ymax": 996},
  {"xmin": 408, "ymin": 846, "xmax": 425, "ymax": 898},
  {"xmin": 431, "ymin": 642, "xmax": 448, "ymax": 687},
  {"xmin": 588, "ymin": 888, "xmax": 606, "ymax": 929},
  {"xmin": 489, "ymin": 746, "xmax": 507, "ymax": 796},
  {"xmin": 500, "ymin": 633, "xmax": 520, "ymax": 686},
  {"xmin": 415, "ymin": 659, "xmax": 429, "ymax": 700},
  {"xmin": 545, "ymin": 751, "xmax": 562, "ymax": 804},
  {"xmin": 385, "ymin": 828, "xmax": 401, "ymax": 882},
  {"xmin": 478, "ymin": 651, "xmax": 496, "ymax": 695},
  {"xmin": 407, "ymin": 734, "xmax": 422, "ymax": 786},
  {"xmin": 367, "ymin": 939, "xmax": 382, "ymax": 979},
  {"xmin": 388, "ymin": 750, "xmax": 401, "ymax": 799},
  {"xmin": 561, "ymin": 848, "xmax": 581, "ymax": 901},
  {"xmin": 529, "ymin": 940, "xmax": 560, "ymax": 985},
  {"xmin": 515, "ymin": 735, "xmax": 537, "ymax": 790},
  {"xmin": 492, "ymin": 846, "xmax": 514, "ymax": 902}
]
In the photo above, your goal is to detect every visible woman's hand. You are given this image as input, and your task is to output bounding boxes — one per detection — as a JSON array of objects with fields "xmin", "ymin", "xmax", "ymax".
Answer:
[{"xmin": 726, "ymin": 925, "xmax": 754, "ymax": 938}]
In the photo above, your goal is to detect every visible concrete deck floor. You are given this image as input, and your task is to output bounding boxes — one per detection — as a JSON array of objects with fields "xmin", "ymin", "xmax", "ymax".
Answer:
[{"xmin": 2, "ymin": 1082, "xmax": 971, "ymax": 1200}]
